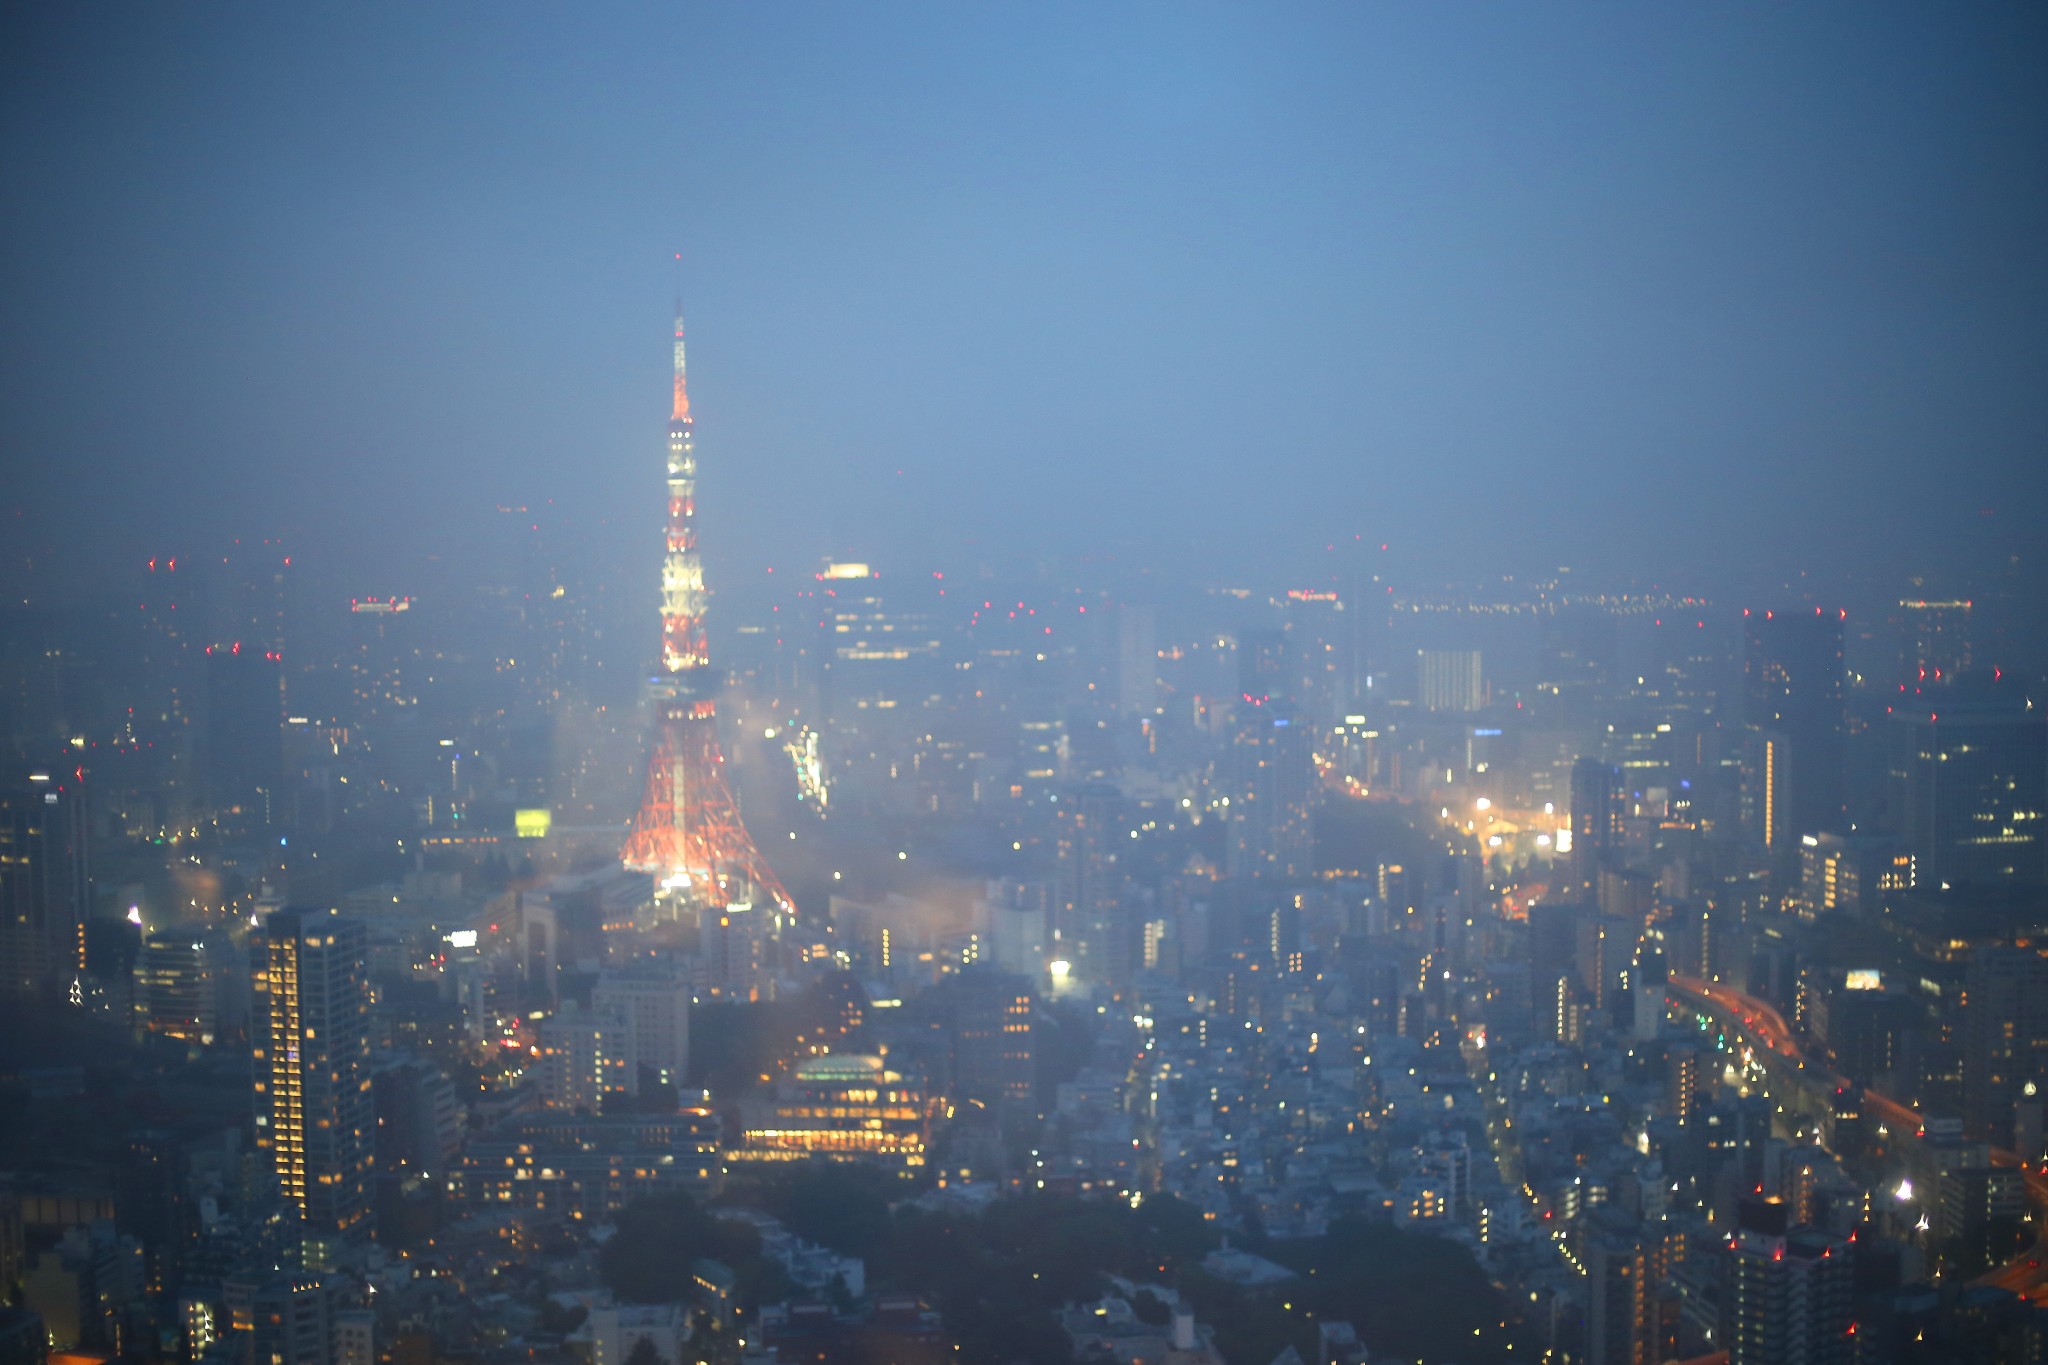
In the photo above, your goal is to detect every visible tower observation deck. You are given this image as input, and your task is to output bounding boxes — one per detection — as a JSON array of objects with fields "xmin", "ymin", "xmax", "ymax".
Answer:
[{"xmin": 621, "ymin": 298, "xmax": 792, "ymax": 911}]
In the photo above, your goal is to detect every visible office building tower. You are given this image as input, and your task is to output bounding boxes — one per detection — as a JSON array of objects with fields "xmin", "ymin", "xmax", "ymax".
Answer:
[
  {"xmin": 1280, "ymin": 587, "xmax": 1352, "ymax": 721},
  {"xmin": 0, "ymin": 767, "xmax": 89, "ymax": 999},
  {"xmin": 342, "ymin": 597, "xmax": 419, "ymax": 726},
  {"xmin": 1054, "ymin": 783, "xmax": 1124, "ymax": 983},
  {"xmin": 1540, "ymin": 603, "xmax": 1617, "ymax": 722},
  {"xmin": 369, "ymin": 1057, "xmax": 462, "ymax": 1183},
  {"xmin": 200, "ymin": 641, "xmax": 283, "ymax": 824},
  {"xmin": 1418, "ymin": 649, "xmax": 1483, "ymax": 713},
  {"xmin": 1894, "ymin": 595, "xmax": 1972, "ymax": 688},
  {"xmin": 1224, "ymin": 701, "xmax": 1315, "ymax": 883},
  {"xmin": 930, "ymin": 968, "xmax": 1035, "ymax": 1111},
  {"xmin": 593, "ymin": 968, "xmax": 693, "ymax": 1090},
  {"xmin": 622, "ymin": 295, "xmax": 790, "ymax": 910},
  {"xmin": 1726, "ymin": 1197, "xmax": 1852, "ymax": 1365},
  {"xmin": 1570, "ymin": 757, "xmax": 1624, "ymax": 899},
  {"xmin": 252, "ymin": 909, "xmax": 374, "ymax": 1239},
  {"xmin": 1237, "ymin": 628, "xmax": 1292, "ymax": 702},
  {"xmin": 138, "ymin": 930, "xmax": 241, "ymax": 1046},
  {"xmin": 1743, "ymin": 609, "xmax": 1847, "ymax": 840},
  {"xmin": 1886, "ymin": 681, "xmax": 2046, "ymax": 889},
  {"xmin": 1961, "ymin": 946, "xmax": 2048, "ymax": 1147},
  {"xmin": 1115, "ymin": 604, "xmax": 1159, "ymax": 719},
  {"xmin": 811, "ymin": 560, "xmax": 943, "ymax": 721}
]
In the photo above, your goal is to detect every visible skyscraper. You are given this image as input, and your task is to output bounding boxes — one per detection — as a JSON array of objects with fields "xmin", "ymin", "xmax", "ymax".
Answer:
[
  {"xmin": 1569, "ymin": 757, "xmax": 1624, "ymax": 901},
  {"xmin": 1224, "ymin": 700, "xmax": 1315, "ymax": 883},
  {"xmin": 1054, "ymin": 783, "xmax": 1124, "ymax": 983},
  {"xmin": 1886, "ymin": 679, "xmax": 2046, "ymax": 890},
  {"xmin": 1893, "ymin": 595, "xmax": 1973, "ymax": 688},
  {"xmin": 0, "ymin": 767, "xmax": 90, "ymax": 1000},
  {"xmin": 1743, "ymin": 609, "xmax": 1847, "ymax": 842},
  {"xmin": 1961, "ymin": 946, "xmax": 2048, "ymax": 1147},
  {"xmin": 252, "ymin": 909, "xmax": 374, "ymax": 1240}
]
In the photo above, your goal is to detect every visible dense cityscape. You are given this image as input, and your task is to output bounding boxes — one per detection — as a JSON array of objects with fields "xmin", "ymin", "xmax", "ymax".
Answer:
[{"xmin": 4, "ymin": 8, "xmax": 2046, "ymax": 1365}]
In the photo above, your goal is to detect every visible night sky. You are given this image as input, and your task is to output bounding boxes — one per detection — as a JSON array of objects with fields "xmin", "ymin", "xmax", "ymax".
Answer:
[{"xmin": 4, "ymin": 4, "xmax": 2045, "ymax": 603}]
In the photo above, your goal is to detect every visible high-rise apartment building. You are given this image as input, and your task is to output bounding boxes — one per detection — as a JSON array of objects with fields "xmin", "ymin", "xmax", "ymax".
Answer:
[
  {"xmin": 536, "ymin": 1008, "xmax": 632, "ymax": 1114},
  {"xmin": 252, "ymin": 909, "xmax": 374, "ymax": 1239},
  {"xmin": 1726, "ymin": 1197, "xmax": 1852, "ymax": 1365},
  {"xmin": 592, "ymin": 968, "xmax": 692, "ymax": 1090}
]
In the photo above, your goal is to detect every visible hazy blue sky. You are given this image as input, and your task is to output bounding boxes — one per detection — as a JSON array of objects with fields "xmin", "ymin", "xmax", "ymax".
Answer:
[{"xmin": 4, "ymin": 3, "xmax": 2044, "ymax": 600}]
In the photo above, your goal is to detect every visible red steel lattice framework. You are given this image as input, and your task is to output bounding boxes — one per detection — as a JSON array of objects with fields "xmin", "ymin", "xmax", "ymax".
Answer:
[{"xmin": 620, "ymin": 298, "xmax": 792, "ymax": 911}]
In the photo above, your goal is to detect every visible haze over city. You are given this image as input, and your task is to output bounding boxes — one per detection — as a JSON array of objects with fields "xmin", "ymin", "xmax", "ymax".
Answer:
[
  {"xmin": 5, "ymin": 4, "xmax": 2046, "ymax": 611},
  {"xmin": 2, "ymin": 8, "xmax": 2047, "ymax": 1365}
]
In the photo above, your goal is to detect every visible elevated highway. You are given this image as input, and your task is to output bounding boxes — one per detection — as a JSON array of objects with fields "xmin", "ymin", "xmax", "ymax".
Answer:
[{"xmin": 1666, "ymin": 974, "xmax": 2048, "ymax": 1300}]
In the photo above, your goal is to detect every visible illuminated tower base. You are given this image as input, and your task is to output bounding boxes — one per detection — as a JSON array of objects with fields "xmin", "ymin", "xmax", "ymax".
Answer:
[{"xmin": 622, "ymin": 688, "xmax": 792, "ymax": 910}]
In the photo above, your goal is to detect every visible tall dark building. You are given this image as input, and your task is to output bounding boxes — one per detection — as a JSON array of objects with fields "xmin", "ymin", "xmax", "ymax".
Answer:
[
  {"xmin": 1961, "ymin": 946, "xmax": 2048, "ymax": 1147},
  {"xmin": 1054, "ymin": 783, "xmax": 1124, "ymax": 983},
  {"xmin": 1886, "ymin": 680, "xmax": 2046, "ymax": 890},
  {"xmin": 1570, "ymin": 757, "xmax": 1624, "ymax": 900},
  {"xmin": 1893, "ymin": 595, "xmax": 1973, "ymax": 688},
  {"xmin": 1224, "ymin": 700, "xmax": 1315, "ymax": 883},
  {"xmin": 201, "ymin": 642, "xmax": 284, "ymax": 825},
  {"xmin": 0, "ymin": 767, "xmax": 90, "ymax": 999},
  {"xmin": 935, "ymin": 968, "xmax": 1036, "ymax": 1112},
  {"xmin": 1727, "ymin": 1196, "xmax": 1853, "ymax": 1365},
  {"xmin": 1540, "ymin": 603, "xmax": 1617, "ymax": 726},
  {"xmin": 1744, "ymin": 609, "xmax": 1847, "ymax": 842},
  {"xmin": 1238, "ymin": 627, "xmax": 1293, "ymax": 702},
  {"xmin": 252, "ymin": 909, "xmax": 375, "ymax": 1241}
]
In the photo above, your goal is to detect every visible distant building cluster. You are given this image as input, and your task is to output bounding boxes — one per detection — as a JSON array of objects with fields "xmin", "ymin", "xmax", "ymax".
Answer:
[{"xmin": 2, "ymin": 311, "xmax": 2045, "ymax": 1365}]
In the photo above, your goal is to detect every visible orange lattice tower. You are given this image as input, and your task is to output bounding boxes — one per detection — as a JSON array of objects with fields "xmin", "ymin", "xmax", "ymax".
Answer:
[{"xmin": 620, "ymin": 294, "xmax": 792, "ymax": 911}]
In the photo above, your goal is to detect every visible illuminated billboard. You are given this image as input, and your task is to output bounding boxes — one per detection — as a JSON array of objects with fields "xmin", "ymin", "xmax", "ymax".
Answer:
[
  {"xmin": 515, "ymin": 808, "xmax": 552, "ymax": 839},
  {"xmin": 1844, "ymin": 969, "xmax": 1883, "ymax": 991}
]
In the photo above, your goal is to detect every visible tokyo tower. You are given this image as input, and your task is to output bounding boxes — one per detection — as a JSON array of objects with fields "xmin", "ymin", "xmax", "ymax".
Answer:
[{"xmin": 620, "ymin": 296, "xmax": 792, "ymax": 911}]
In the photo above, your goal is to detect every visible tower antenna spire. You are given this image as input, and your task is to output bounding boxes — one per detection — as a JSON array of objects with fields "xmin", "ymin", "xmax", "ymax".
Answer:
[{"xmin": 670, "ymin": 253, "xmax": 690, "ymax": 424}]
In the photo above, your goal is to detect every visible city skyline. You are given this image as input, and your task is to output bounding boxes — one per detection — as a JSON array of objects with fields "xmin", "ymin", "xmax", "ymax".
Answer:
[{"xmin": 5, "ymin": 10, "xmax": 2048, "ymax": 1365}]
